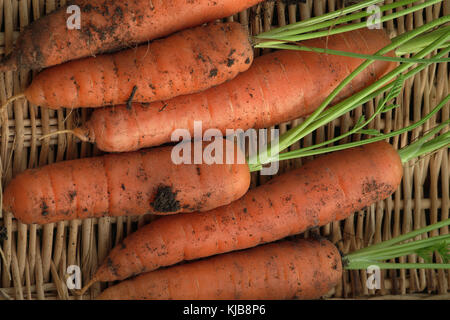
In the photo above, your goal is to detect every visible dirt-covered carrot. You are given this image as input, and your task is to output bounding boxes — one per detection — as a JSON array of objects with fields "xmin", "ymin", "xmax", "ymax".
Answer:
[
  {"xmin": 2, "ymin": 138, "xmax": 250, "ymax": 225},
  {"xmin": 79, "ymin": 141, "xmax": 403, "ymax": 286},
  {"xmin": 0, "ymin": 0, "xmax": 263, "ymax": 71},
  {"xmin": 9, "ymin": 22, "xmax": 253, "ymax": 110},
  {"xmin": 61, "ymin": 27, "xmax": 396, "ymax": 152},
  {"xmin": 77, "ymin": 124, "xmax": 449, "ymax": 294},
  {"xmin": 96, "ymin": 239, "xmax": 342, "ymax": 300},
  {"xmin": 96, "ymin": 218, "xmax": 450, "ymax": 300}
]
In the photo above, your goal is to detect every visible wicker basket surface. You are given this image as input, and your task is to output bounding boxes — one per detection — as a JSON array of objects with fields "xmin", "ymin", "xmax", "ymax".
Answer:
[{"xmin": 0, "ymin": 0, "xmax": 448, "ymax": 300}]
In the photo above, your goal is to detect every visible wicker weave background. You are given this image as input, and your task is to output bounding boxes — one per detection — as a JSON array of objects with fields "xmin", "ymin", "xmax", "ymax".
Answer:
[{"xmin": 0, "ymin": 0, "xmax": 448, "ymax": 300}]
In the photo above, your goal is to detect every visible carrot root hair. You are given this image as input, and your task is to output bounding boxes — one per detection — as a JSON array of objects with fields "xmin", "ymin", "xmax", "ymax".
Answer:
[
  {"xmin": 0, "ymin": 93, "xmax": 26, "ymax": 111},
  {"xmin": 73, "ymin": 277, "xmax": 98, "ymax": 297},
  {"xmin": 39, "ymin": 126, "xmax": 93, "ymax": 143}
]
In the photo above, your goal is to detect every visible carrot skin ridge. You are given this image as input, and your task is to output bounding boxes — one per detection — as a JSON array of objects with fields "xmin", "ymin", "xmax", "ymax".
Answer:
[
  {"xmin": 2, "ymin": 139, "xmax": 250, "ymax": 224},
  {"xmin": 94, "ymin": 141, "xmax": 403, "ymax": 282},
  {"xmin": 23, "ymin": 22, "xmax": 254, "ymax": 109},
  {"xmin": 96, "ymin": 239, "xmax": 342, "ymax": 300}
]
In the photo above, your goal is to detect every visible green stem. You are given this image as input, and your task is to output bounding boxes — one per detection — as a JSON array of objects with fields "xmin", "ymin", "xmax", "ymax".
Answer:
[
  {"xmin": 279, "ymin": 47, "xmax": 448, "ymax": 158},
  {"xmin": 247, "ymin": 17, "xmax": 450, "ymax": 170},
  {"xmin": 257, "ymin": 0, "xmax": 384, "ymax": 37},
  {"xmin": 343, "ymin": 219, "xmax": 450, "ymax": 270},
  {"xmin": 257, "ymin": 1, "xmax": 444, "ymax": 42},
  {"xmin": 254, "ymin": 42, "xmax": 450, "ymax": 63},
  {"xmin": 347, "ymin": 219, "xmax": 450, "ymax": 256},
  {"xmin": 269, "ymin": 97, "xmax": 449, "ymax": 165},
  {"xmin": 348, "ymin": 235, "xmax": 450, "ymax": 261},
  {"xmin": 312, "ymin": 47, "xmax": 449, "ymax": 124},
  {"xmin": 396, "ymin": 26, "xmax": 450, "ymax": 56},
  {"xmin": 345, "ymin": 262, "xmax": 450, "ymax": 270},
  {"xmin": 259, "ymin": 0, "xmax": 412, "ymax": 38},
  {"xmin": 279, "ymin": 24, "xmax": 449, "ymax": 148},
  {"xmin": 398, "ymin": 122, "xmax": 450, "ymax": 163}
]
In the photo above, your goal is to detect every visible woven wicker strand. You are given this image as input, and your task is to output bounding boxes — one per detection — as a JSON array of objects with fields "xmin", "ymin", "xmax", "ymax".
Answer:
[{"xmin": 0, "ymin": 0, "xmax": 448, "ymax": 300}]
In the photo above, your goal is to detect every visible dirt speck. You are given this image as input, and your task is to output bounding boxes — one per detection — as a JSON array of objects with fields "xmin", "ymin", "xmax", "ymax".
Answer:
[
  {"xmin": 41, "ymin": 201, "xmax": 49, "ymax": 216},
  {"xmin": 209, "ymin": 68, "xmax": 218, "ymax": 78},
  {"xmin": 151, "ymin": 185, "xmax": 181, "ymax": 213},
  {"xmin": 68, "ymin": 191, "xmax": 77, "ymax": 202}
]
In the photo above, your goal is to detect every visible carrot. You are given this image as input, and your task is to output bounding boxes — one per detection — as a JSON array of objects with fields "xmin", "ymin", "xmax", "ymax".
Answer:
[
  {"xmin": 96, "ymin": 238, "xmax": 342, "ymax": 300},
  {"xmin": 97, "ymin": 217, "xmax": 450, "ymax": 300},
  {"xmin": 0, "ymin": 0, "xmax": 263, "ymax": 71},
  {"xmin": 2, "ymin": 138, "xmax": 250, "ymax": 225},
  {"xmin": 67, "ymin": 28, "xmax": 396, "ymax": 152},
  {"xmin": 79, "ymin": 141, "xmax": 402, "ymax": 287},
  {"xmin": 13, "ymin": 22, "xmax": 253, "ymax": 110}
]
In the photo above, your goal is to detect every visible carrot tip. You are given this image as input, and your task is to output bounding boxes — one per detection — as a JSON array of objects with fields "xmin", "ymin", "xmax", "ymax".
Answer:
[
  {"xmin": 72, "ymin": 126, "xmax": 94, "ymax": 143},
  {"xmin": 72, "ymin": 277, "xmax": 97, "ymax": 297},
  {"xmin": 39, "ymin": 126, "xmax": 93, "ymax": 143}
]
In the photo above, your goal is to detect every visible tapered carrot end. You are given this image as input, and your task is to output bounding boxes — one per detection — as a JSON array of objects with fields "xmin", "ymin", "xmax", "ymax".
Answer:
[
  {"xmin": 39, "ymin": 126, "xmax": 94, "ymax": 143},
  {"xmin": 72, "ymin": 126, "xmax": 95, "ymax": 143},
  {"xmin": 72, "ymin": 277, "xmax": 98, "ymax": 297}
]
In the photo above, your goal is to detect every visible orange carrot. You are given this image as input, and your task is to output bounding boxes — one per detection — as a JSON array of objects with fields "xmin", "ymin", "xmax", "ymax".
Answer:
[
  {"xmin": 3, "ymin": 138, "xmax": 250, "ymax": 225},
  {"xmin": 96, "ymin": 239, "xmax": 342, "ymax": 300},
  {"xmin": 80, "ymin": 141, "xmax": 402, "ymax": 287},
  {"xmin": 70, "ymin": 28, "xmax": 396, "ymax": 152},
  {"xmin": 21, "ymin": 22, "xmax": 253, "ymax": 109},
  {"xmin": 0, "ymin": 0, "xmax": 263, "ymax": 71}
]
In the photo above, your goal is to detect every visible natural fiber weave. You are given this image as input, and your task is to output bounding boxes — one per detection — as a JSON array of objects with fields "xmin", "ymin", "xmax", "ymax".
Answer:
[{"xmin": 0, "ymin": 0, "xmax": 448, "ymax": 300}]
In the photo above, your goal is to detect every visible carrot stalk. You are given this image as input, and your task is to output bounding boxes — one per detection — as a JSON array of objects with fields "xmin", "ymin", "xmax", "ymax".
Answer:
[
  {"xmin": 279, "ymin": 16, "xmax": 449, "ymax": 143},
  {"xmin": 250, "ymin": 18, "xmax": 450, "ymax": 169},
  {"xmin": 311, "ymin": 46, "xmax": 450, "ymax": 129},
  {"xmin": 395, "ymin": 27, "xmax": 450, "ymax": 56},
  {"xmin": 397, "ymin": 125, "xmax": 450, "ymax": 163},
  {"xmin": 258, "ymin": 0, "xmax": 384, "ymax": 36},
  {"xmin": 262, "ymin": 95, "xmax": 449, "ymax": 166},
  {"xmin": 344, "ymin": 219, "xmax": 450, "ymax": 270},
  {"xmin": 257, "ymin": 0, "xmax": 443, "ymax": 42},
  {"xmin": 254, "ymin": 42, "xmax": 450, "ymax": 64},
  {"xmin": 313, "ymin": 48, "xmax": 450, "ymax": 125}
]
